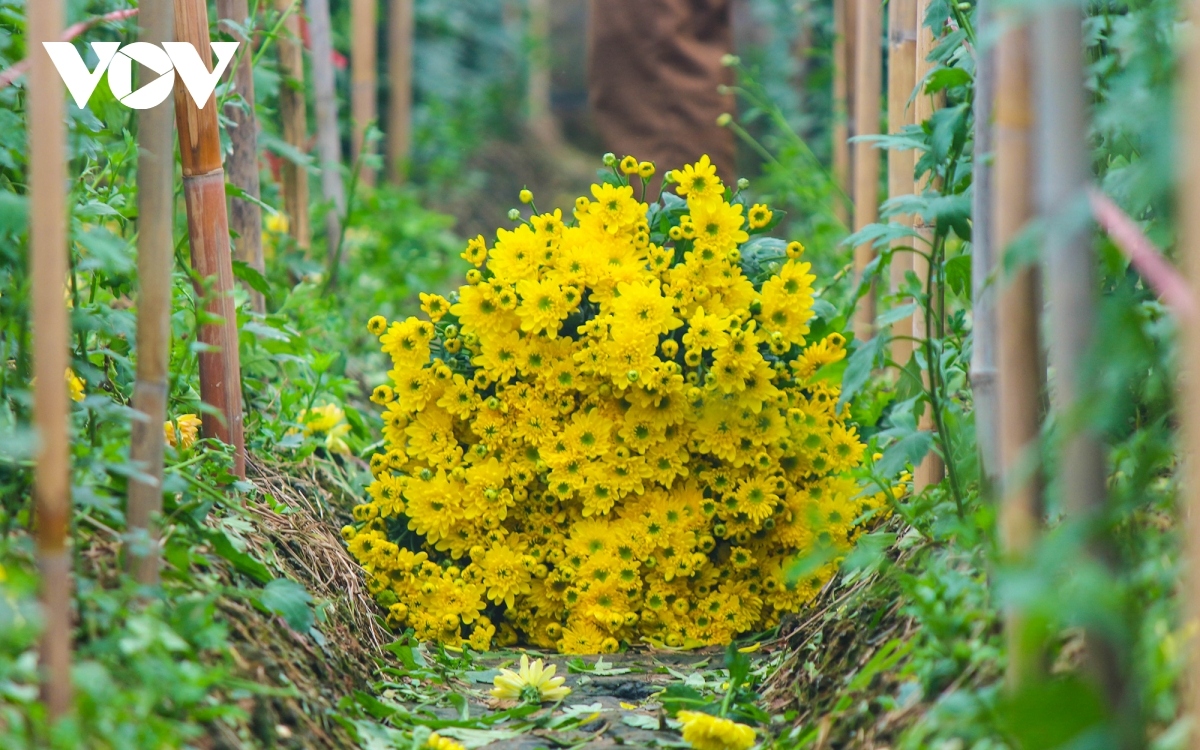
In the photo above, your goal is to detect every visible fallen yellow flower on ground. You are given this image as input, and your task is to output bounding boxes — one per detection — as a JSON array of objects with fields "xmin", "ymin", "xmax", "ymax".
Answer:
[
  {"xmin": 490, "ymin": 654, "xmax": 571, "ymax": 703},
  {"xmin": 677, "ymin": 711, "xmax": 756, "ymax": 750},
  {"xmin": 424, "ymin": 732, "xmax": 465, "ymax": 750}
]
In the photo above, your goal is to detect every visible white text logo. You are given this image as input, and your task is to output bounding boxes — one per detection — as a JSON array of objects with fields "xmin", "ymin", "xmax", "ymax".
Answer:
[{"xmin": 42, "ymin": 42, "xmax": 240, "ymax": 110}]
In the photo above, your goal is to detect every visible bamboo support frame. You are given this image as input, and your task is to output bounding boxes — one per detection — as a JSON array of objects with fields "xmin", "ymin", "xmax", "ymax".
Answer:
[
  {"xmin": 306, "ymin": 0, "xmax": 347, "ymax": 263},
  {"xmin": 888, "ymin": 0, "xmax": 918, "ymax": 368},
  {"xmin": 127, "ymin": 0, "xmax": 176, "ymax": 585},
  {"xmin": 29, "ymin": 0, "xmax": 73, "ymax": 719},
  {"xmin": 218, "ymin": 0, "xmax": 265, "ymax": 313},
  {"xmin": 913, "ymin": 0, "xmax": 945, "ymax": 490},
  {"xmin": 832, "ymin": 0, "xmax": 855, "ymax": 228},
  {"xmin": 1180, "ymin": 0, "xmax": 1200, "ymax": 744},
  {"xmin": 275, "ymin": 0, "xmax": 311, "ymax": 253},
  {"xmin": 995, "ymin": 20, "xmax": 1042, "ymax": 691},
  {"xmin": 387, "ymin": 0, "xmax": 414, "ymax": 184},
  {"xmin": 351, "ymin": 0, "xmax": 378, "ymax": 187},
  {"xmin": 527, "ymin": 0, "xmax": 560, "ymax": 145},
  {"xmin": 852, "ymin": 0, "xmax": 882, "ymax": 339},
  {"xmin": 971, "ymin": 0, "xmax": 1000, "ymax": 486},
  {"xmin": 175, "ymin": 0, "xmax": 247, "ymax": 479}
]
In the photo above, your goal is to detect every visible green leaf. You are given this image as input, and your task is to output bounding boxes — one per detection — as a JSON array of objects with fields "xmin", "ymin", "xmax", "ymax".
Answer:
[
  {"xmin": 260, "ymin": 578, "xmax": 315, "ymax": 632},
  {"xmin": 839, "ymin": 335, "xmax": 887, "ymax": 407},
  {"xmin": 0, "ymin": 191, "xmax": 28, "ymax": 235},
  {"xmin": 207, "ymin": 530, "xmax": 272, "ymax": 583},
  {"xmin": 232, "ymin": 260, "xmax": 271, "ymax": 295},
  {"xmin": 876, "ymin": 303, "xmax": 918, "ymax": 327},
  {"xmin": 622, "ymin": 714, "xmax": 661, "ymax": 730},
  {"xmin": 877, "ymin": 431, "xmax": 935, "ymax": 478},
  {"xmin": 925, "ymin": 67, "xmax": 971, "ymax": 94}
]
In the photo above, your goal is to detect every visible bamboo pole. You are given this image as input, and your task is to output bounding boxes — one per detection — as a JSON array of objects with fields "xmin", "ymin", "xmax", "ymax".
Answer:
[
  {"xmin": 971, "ymin": 0, "xmax": 1000, "ymax": 486},
  {"xmin": 275, "ymin": 0, "xmax": 311, "ymax": 253},
  {"xmin": 214, "ymin": 0, "xmax": 265, "ymax": 313},
  {"xmin": 852, "ymin": 0, "xmax": 882, "ymax": 339},
  {"xmin": 1179, "ymin": 1, "xmax": 1200, "ymax": 745},
  {"xmin": 888, "ymin": 0, "xmax": 918, "ymax": 368},
  {"xmin": 351, "ymin": 0, "xmax": 377, "ymax": 186},
  {"xmin": 29, "ymin": 0, "xmax": 73, "ymax": 719},
  {"xmin": 1036, "ymin": 3, "xmax": 1129, "ymax": 719},
  {"xmin": 994, "ymin": 19, "xmax": 1042, "ymax": 691},
  {"xmin": 832, "ymin": 0, "xmax": 855, "ymax": 228},
  {"xmin": 127, "ymin": 0, "xmax": 176, "ymax": 585},
  {"xmin": 175, "ymin": 0, "xmax": 247, "ymax": 479},
  {"xmin": 218, "ymin": 0, "xmax": 265, "ymax": 313},
  {"xmin": 306, "ymin": 0, "xmax": 347, "ymax": 264},
  {"xmin": 527, "ymin": 0, "xmax": 560, "ymax": 145},
  {"xmin": 387, "ymin": 0, "xmax": 414, "ymax": 184},
  {"xmin": 912, "ymin": 0, "xmax": 945, "ymax": 490}
]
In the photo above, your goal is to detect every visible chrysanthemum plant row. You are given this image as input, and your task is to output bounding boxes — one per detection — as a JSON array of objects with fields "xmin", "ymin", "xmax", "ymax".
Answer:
[{"xmin": 344, "ymin": 155, "xmax": 896, "ymax": 654}]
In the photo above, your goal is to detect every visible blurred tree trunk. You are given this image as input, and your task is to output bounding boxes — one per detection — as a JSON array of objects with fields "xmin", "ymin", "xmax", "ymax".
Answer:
[
  {"xmin": 352, "ymin": 0, "xmax": 378, "ymax": 186},
  {"xmin": 29, "ymin": 0, "xmax": 73, "ymax": 719},
  {"xmin": 275, "ymin": 0, "xmax": 311, "ymax": 253},
  {"xmin": 832, "ymin": 0, "xmax": 855, "ymax": 228},
  {"xmin": 218, "ymin": 0, "xmax": 265, "ymax": 312},
  {"xmin": 175, "ymin": 0, "xmax": 247, "ymax": 479},
  {"xmin": 994, "ymin": 19, "xmax": 1042, "ymax": 691},
  {"xmin": 851, "ymin": 0, "xmax": 881, "ymax": 339},
  {"xmin": 388, "ymin": 0, "xmax": 414, "ymax": 184},
  {"xmin": 971, "ymin": 0, "xmax": 1000, "ymax": 487},
  {"xmin": 888, "ymin": 0, "xmax": 917, "ymax": 368},
  {"xmin": 128, "ymin": 0, "xmax": 176, "ymax": 585},
  {"xmin": 306, "ymin": 0, "xmax": 347, "ymax": 267},
  {"xmin": 912, "ymin": 0, "xmax": 944, "ymax": 490}
]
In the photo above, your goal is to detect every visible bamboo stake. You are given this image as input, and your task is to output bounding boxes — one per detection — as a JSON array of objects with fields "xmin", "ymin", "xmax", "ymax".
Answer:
[
  {"xmin": 127, "ymin": 0, "xmax": 176, "ymax": 585},
  {"xmin": 852, "ymin": 0, "xmax": 882, "ymax": 339},
  {"xmin": 1036, "ymin": 3, "xmax": 1129, "ymax": 719},
  {"xmin": 527, "ymin": 0, "xmax": 560, "ymax": 145},
  {"xmin": 175, "ymin": 0, "xmax": 247, "ymax": 479},
  {"xmin": 994, "ymin": 19, "xmax": 1041, "ymax": 691},
  {"xmin": 971, "ymin": 0, "xmax": 1000, "ymax": 486},
  {"xmin": 888, "ymin": 0, "xmax": 918, "ymax": 368},
  {"xmin": 29, "ymin": 0, "xmax": 72, "ymax": 719},
  {"xmin": 351, "ymin": 0, "xmax": 377, "ymax": 187},
  {"xmin": 832, "ymin": 0, "xmax": 854, "ymax": 228},
  {"xmin": 218, "ymin": 0, "xmax": 265, "ymax": 313},
  {"xmin": 387, "ymin": 0, "xmax": 414, "ymax": 184},
  {"xmin": 1179, "ymin": 1, "xmax": 1200, "ymax": 746},
  {"xmin": 306, "ymin": 0, "xmax": 347, "ymax": 264},
  {"xmin": 275, "ymin": 0, "xmax": 311, "ymax": 253},
  {"xmin": 912, "ymin": 0, "xmax": 945, "ymax": 490}
]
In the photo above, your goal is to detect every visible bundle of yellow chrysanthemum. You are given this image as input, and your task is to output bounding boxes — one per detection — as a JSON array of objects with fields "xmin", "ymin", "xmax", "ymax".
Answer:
[{"xmin": 344, "ymin": 156, "xmax": 889, "ymax": 654}]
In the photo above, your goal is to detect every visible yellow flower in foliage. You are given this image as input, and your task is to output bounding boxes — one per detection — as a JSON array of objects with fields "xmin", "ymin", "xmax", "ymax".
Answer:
[
  {"xmin": 747, "ymin": 203, "xmax": 773, "ymax": 230},
  {"xmin": 300, "ymin": 404, "xmax": 351, "ymax": 454},
  {"xmin": 676, "ymin": 712, "xmax": 756, "ymax": 750},
  {"xmin": 66, "ymin": 369, "xmax": 85, "ymax": 402},
  {"xmin": 424, "ymin": 733, "xmax": 466, "ymax": 750},
  {"xmin": 165, "ymin": 414, "xmax": 202, "ymax": 449},
  {"xmin": 491, "ymin": 654, "xmax": 571, "ymax": 703},
  {"xmin": 349, "ymin": 157, "xmax": 878, "ymax": 655}
]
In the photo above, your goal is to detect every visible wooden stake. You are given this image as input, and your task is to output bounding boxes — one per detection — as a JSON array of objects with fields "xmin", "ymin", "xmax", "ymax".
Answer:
[
  {"xmin": 912, "ymin": 0, "xmax": 945, "ymax": 490},
  {"xmin": 1036, "ymin": 3, "xmax": 1128, "ymax": 718},
  {"xmin": 218, "ymin": 0, "xmax": 265, "ymax": 313},
  {"xmin": 127, "ymin": 0, "xmax": 176, "ymax": 585},
  {"xmin": 351, "ymin": 0, "xmax": 377, "ymax": 186},
  {"xmin": 275, "ymin": 0, "xmax": 311, "ymax": 253},
  {"xmin": 994, "ymin": 19, "xmax": 1041, "ymax": 691},
  {"xmin": 888, "ymin": 0, "xmax": 918, "ymax": 368},
  {"xmin": 175, "ymin": 0, "xmax": 246, "ymax": 479},
  {"xmin": 306, "ymin": 0, "xmax": 347, "ymax": 263},
  {"xmin": 1179, "ymin": 0, "xmax": 1200, "ymax": 744},
  {"xmin": 852, "ymin": 0, "xmax": 882, "ymax": 339},
  {"xmin": 387, "ymin": 0, "xmax": 414, "ymax": 184},
  {"xmin": 971, "ymin": 0, "xmax": 1000, "ymax": 486},
  {"xmin": 527, "ymin": 0, "xmax": 560, "ymax": 145},
  {"xmin": 29, "ymin": 0, "xmax": 73, "ymax": 719},
  {"xmin": 832, "ymin": 0, "xmax": 855, "ymax": 228}
]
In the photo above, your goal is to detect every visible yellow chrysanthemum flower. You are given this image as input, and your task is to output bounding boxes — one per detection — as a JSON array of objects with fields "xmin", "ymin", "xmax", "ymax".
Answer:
[
  {"xmin": 424, "ymin": 733, "xmax": 466, "ymax": 750},
  {"xmin": 299, "ymin": 404, "xmax": 351, "ymax": 454},
  {"xmin": 490, "ymin": 654, "xmax": 571, "ymax": 703},
  {"xmin": 164, "ymin": 413, "xmax": 202, "ymax": 449},
  {"xmin": 676, "ymin": 712, "xmax": 756, "ymax": 750},
  {"xmin": 66, "ymin": 368, "xmax": 85, "ymax": 402},
  {"xmin": 672, "ymin": 154, "xmax": 724, "ymax": 204}
]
